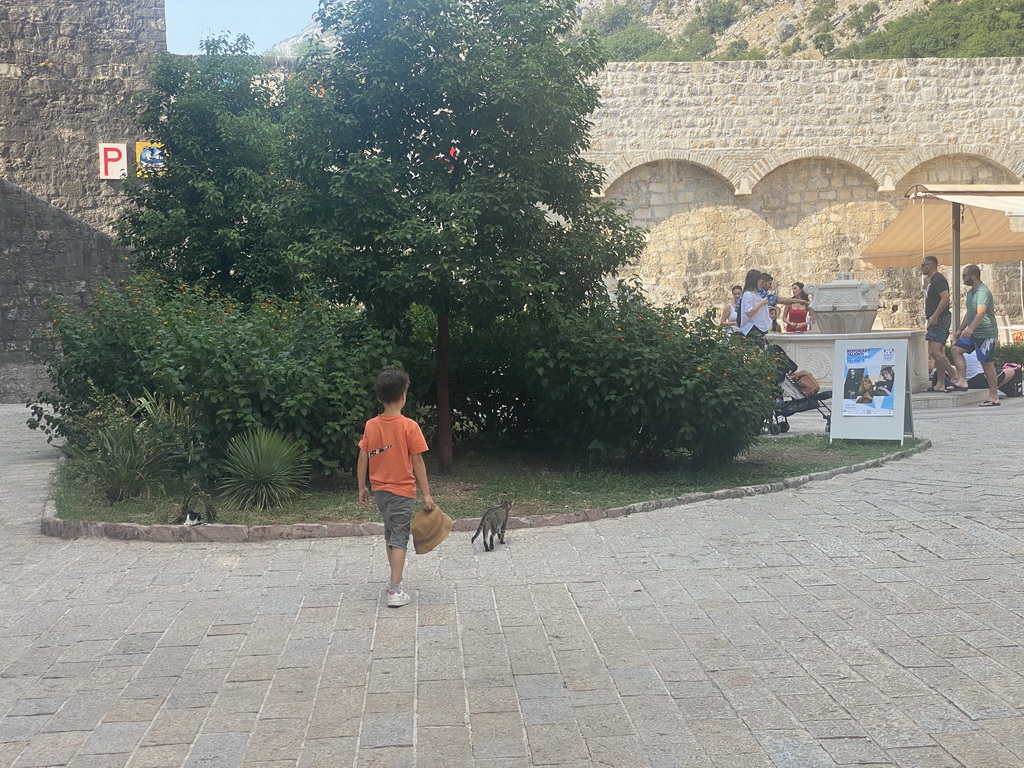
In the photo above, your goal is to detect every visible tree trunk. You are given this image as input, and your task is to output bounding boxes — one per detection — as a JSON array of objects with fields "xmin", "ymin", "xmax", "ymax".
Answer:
[{"xmin": 435, "ymin": 311, "xmax": 454, "ymax": 473}]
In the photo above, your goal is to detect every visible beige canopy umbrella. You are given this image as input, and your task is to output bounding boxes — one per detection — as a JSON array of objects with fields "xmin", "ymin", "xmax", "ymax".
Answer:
[{"xmin": 860, "ymin": 184, "xmax": 1024, "ymax": 325}]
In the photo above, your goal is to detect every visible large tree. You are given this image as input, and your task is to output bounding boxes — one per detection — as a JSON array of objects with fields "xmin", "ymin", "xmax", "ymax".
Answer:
[
  {"xmin": 116, "ymin": 36, "xmax": 306, "ymax": 298},
  {"xmin": 298, "ymin": 0, "xmax": 644, "ymax": 469},
  {"xmin": 116, "ymin": 2, "xmax": 644, "ymax": 472}
]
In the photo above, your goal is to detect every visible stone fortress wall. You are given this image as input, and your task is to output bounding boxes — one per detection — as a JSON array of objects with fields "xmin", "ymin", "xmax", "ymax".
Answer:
[
  {"xmin": 589, "ymin": 60, "xmax": 1024, "ymax": 331},
  {"xmin": 0, "ymin": 1, "xmax": 165, "ymax": 400},
  {"xmin": 3, "ymin": 6, "xmax": 1024, "ymax": 401}
]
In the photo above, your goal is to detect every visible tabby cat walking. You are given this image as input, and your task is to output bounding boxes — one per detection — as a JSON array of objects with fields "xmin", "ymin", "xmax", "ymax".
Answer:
[{"xmin": 471, "ymin": 499, "xmax": 512, "ymax": 551}]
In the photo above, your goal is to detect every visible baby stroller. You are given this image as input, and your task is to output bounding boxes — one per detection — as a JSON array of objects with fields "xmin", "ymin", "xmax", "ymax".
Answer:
[{"xmin": 765, "ymin": 344, "xmax": 832, "ymax": 434}]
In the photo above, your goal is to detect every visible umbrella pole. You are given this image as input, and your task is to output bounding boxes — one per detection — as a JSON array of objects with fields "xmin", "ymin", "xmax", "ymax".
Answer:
[{"xmin": 952, "ymin": 202, "xmax": 961, "ymax": 329}]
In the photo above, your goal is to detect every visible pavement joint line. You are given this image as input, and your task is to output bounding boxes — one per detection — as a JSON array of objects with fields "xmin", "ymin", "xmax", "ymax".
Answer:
[{"xmin": 38, "ymin": 439, "xmax": 933, "ymax": 544}]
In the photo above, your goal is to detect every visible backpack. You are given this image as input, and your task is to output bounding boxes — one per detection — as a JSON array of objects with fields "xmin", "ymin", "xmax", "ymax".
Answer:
[
  {"xmin": 791, "ymin": 370, "xmax": 820, "ymax": 396},
  {"xmin": 999, "ymin": 364, "xmax": 1022, "ymax": 397}
]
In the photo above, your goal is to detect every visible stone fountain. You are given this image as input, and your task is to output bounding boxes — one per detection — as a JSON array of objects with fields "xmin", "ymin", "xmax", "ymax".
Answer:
[
  {"xmin": 804, "ymin": 273, "xmax": 886, "ymax": 335},
  {"xmin": 770, "ymin": 272, "xmax": 929, "ymax": 393}
]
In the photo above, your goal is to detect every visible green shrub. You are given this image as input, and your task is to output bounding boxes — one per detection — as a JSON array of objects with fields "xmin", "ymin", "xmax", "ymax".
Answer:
[
  {"xmin": 582, "ymin": 0, "xmax": 644, "ymax": 35},
  {"xmin": 220, "ymin": 428, "xmax": 311, "ymax": 510},
  {"xmin": 812, "ymin": 31, "xmax": 836, "ymax": 54},
  {"xmin": 698, "ymin": 0, "xmax": 740, "ymax": 33},
  {"xmin": 31, "ymin": 276, "xmax": 397, "ymax": 477},
  {"xmin": 397, "ymin": 306, "xmax": 537, "ymax": 445},
  {"xmin": 521, "ymin": 283, "xmax": 777, "ymax": 464},
  {"xmin": 64, "ymin": 412, "xmax": 172, "ymax": 503},
  {"xmin": 134, "ymin": 388, "xmax": 207, "ymax": 480},
  {"xmin": 995, "ymin": 342, "xmax": 1024, "ymax": 366}
]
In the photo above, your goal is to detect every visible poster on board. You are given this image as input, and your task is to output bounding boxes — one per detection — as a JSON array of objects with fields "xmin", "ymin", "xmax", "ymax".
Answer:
[
  {"xmin": 839, "ymin": 346, "xmax": 897, "ymax": 417},
  {"xmin": 831, "ymin": 338, "xmax": 912, "ymax": 443}
]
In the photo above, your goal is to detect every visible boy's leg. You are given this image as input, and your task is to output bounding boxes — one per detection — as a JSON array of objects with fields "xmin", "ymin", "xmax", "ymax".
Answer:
[
  {"xmin": 374, "ymin": 491, "xmax": 414, "ymax": 606},
  {"xmin": 387, "ymin": 543, "xmax": 406, "ymax": 587}
]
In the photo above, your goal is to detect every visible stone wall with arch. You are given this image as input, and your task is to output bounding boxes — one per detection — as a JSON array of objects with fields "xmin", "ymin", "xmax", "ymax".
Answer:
[
  {"xmin": 7, "ymin": 22, "xmax": 1024, "ymax": 399},
  {"xmin": 590, "ymin": 60, "xmax": 1024, "ymax": 328}
]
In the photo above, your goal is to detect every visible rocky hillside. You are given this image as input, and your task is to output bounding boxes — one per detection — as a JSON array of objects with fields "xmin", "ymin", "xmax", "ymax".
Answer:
[
  {"xmin": 267, "ymin": 0, "xmax": 935, "ymax": 60},
  {"xmin": 615, "ymin": 0, "xmax": 932, "ymax": 60}
]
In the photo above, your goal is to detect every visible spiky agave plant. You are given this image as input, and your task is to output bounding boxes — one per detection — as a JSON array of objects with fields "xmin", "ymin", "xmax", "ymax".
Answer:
[{"xmin": 219, "ymin": 428, "xmax": 310, "ymax": 510}]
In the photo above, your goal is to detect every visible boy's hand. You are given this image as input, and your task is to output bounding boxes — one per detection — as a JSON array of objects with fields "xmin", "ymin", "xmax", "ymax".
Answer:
[
  {"xmin": 359, "ymin": 487, "xmax": 370, "ymax": 505},
  {"xmin": 422, "ymin": 494, "xmax": 435, "ymax": 512}
]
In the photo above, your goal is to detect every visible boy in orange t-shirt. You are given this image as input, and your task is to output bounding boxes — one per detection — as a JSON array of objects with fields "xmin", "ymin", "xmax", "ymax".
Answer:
[{"xmin": 357, "ymin": 370, "xmax": 434, "ymax": 608}]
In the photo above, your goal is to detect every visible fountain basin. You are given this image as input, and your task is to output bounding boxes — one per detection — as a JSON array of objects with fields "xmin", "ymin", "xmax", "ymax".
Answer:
[{"xmin": 804, "ymin": 273, "xmax": 887, "ymax": 335}]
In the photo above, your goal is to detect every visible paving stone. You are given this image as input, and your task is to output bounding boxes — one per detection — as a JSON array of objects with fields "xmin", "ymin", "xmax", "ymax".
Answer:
[
  {"xmin": 4, "ymin": 405, "xmax": 1024, "ymax": 766},
  {"xmin": 818, "ymin": 735, "xmax": 889, "ymax": 764},
  {"xmin": 620, "ymin": 695, "xmax": 691, "ymax": 745},
  {"xmin": 359, "ymin": 711, "xmax": 413, "ymax": 749},
  {"xmin": 124, "ymin": 743, "xmax": 191, "ymax": 768},
  {"xmin": 519, "ymin": 695, "xmax": 574, "ymax": 726},
  {"xmin": 526, "ymin": 722, "xmax": 588, "ymax": 765},
  {"xmin": 242, "ymin": 717, "xmax": 307, "ymax": 762},
  {"xmin": 469, "ymin": 712, "xmax": 528, "ymax": 759},
  {"xmin": 933, "ymin": 729, "xmax": 1024, "ymax": 768},
  {"xmin": 415, "ymin": 726, "xmax": 473, "ymax": 768},
  {"xmin": 140, "ymin": 709, "xmax": 206, "ymax": 747},
  {"xmin": 79, "ymin": 722, "xmax": 149, "ymax": 755},
  {"xmin": 183, "ymin": 732, "xmax": 248, "ymax": 767},
  {"xmin": 885, "ymin": 745, "xmax": 964, "ymax": 768},
  {"xmin": 585, "ymin": 735, "xmax": 653, "ymax": 768},
  {"xmin": 12, "ymin": 729, "xmax": 89, "ymax": 767},
  {"xmin": 691, "ymin": 718, "xmax": 762, "ymax": 755}
]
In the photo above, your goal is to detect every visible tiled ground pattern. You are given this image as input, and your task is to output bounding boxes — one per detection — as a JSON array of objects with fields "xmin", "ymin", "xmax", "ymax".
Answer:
[{"xmin": 1, "ymin": 402, "xmax": 1023, "ymax": 767}]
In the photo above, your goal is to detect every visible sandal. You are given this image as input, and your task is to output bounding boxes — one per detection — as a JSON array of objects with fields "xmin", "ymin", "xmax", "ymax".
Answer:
[
  {"xmin": 949, "ymin": 385, "xmax": 970, "ymax": 392},
  {"xmin": 926, "ymin": 386, "xmax": 948, "ymax": 393},
  {"xmin": 979, "ymin": 400, "xmax": 1001, "ymax": 407}
]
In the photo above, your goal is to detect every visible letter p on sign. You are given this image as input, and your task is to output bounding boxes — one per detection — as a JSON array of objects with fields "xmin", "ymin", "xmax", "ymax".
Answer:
[{"xmin": 99, "ymin": 143, "xmax": 128, "ymax": 179}]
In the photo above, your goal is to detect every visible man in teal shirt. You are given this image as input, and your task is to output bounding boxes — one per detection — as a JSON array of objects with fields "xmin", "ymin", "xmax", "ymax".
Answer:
[{"xmin": 950, "ymin": 264, "xmax": 1000, "ymax": 406}]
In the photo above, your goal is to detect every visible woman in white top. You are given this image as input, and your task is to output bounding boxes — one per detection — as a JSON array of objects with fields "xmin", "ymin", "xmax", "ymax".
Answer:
[
  {"xmin": 739, "ymin": 269, "xmax": 772, "ymax": 338},
  {"xmin": 719, "ymin": 285, "xmax": 742, "ymax": 333}
]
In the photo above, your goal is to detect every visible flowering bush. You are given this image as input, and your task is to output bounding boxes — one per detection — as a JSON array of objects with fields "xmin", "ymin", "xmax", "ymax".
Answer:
[
  {"xmin": 30, "ymin": 276, "xmax": 396, "ymax": 477},
  {"xmin": 522, "ymin": 284, "xmax": 778, "ymax": 464}
]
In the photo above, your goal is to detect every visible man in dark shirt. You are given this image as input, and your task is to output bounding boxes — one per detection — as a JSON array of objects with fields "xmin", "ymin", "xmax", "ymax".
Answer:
[{"xmin": 921, "ymin": 256, "xmax": 957, "ymax": 392}]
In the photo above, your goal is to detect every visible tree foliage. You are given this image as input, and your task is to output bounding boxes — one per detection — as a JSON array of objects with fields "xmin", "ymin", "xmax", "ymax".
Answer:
[
  {"xmin": 843, "ymin": 2, "xmax": 880, "ymax": 34},
  {"xmin": 698, "ymin": 0, "xmax": 740, "ymax": 34},
  {"xmin": 116, "ymin": 36, "xmax": 297, "ymax": 299},
  {"xmin": 834, "ymin": 0, "xmax": 1024, "ymax": 58},
  {"xmin": 298, "ymin": 0, "xmax": 643, "ymax": 321}
]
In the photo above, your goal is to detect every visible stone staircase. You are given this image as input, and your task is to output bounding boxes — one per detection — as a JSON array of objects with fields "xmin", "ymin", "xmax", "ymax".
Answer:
[{"xmin": 912, "ymin": 388, "xmax": 990, "ymax": 410}]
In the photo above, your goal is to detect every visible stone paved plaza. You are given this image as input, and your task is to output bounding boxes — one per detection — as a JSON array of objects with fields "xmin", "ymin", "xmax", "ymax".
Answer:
[{"xmin": 2, "ymin": 400, "xmax": 1023, "ymax": 767}]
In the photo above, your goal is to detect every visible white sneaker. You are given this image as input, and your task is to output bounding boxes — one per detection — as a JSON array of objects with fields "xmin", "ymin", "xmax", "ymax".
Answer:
[{"xmin": 386, "ymin": 589, "xmax": 411, "ymax": 608}]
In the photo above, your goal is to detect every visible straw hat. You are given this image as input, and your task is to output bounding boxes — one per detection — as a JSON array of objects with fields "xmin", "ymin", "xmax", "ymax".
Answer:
[{"xmin": 411, "ymin": 504, "xmax": 453, "ymax": 554}]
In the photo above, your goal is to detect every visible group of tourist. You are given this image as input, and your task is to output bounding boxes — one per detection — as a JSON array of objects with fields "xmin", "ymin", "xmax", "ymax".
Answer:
[
  {"xmin": 921, "ymin": 256, "xmax": 1013, "ymax": 407},
  {"xmin": 719, "ymin": 269, "xmax": 811, "ymax": 338}
]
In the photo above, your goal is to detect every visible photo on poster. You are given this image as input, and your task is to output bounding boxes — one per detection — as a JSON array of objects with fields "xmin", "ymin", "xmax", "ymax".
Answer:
[{"xmin": 841, "ymin": 347, "xmax": 896, "ymax": 416}]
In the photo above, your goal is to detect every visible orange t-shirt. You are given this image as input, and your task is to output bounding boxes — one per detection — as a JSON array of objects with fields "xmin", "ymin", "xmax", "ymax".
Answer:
[{"xmin": 358, "ymin": 414, "xmax": 429, "ymax": 498}]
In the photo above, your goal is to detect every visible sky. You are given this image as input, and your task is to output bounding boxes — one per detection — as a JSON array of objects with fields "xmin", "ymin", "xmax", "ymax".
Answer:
[{"xmin": 164, "ymin": 0, "xmax": 321, "ymax": 55}]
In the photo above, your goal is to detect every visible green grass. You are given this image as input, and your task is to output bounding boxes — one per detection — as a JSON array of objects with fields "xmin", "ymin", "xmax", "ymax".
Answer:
[{"xmin": 52, "ymin": 434, "xmax": 921, "ymax": 526}]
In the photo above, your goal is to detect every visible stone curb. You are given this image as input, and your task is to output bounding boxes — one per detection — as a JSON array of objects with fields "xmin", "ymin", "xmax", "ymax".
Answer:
[{"xmin": 40, "ymin": 439, "xmax": 932, "ymax": 543}]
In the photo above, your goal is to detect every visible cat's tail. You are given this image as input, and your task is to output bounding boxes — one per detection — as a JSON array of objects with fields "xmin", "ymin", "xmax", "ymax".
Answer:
[{"xmin": 470, "ymin": 517, "xmax": 485, "ymax": 542}]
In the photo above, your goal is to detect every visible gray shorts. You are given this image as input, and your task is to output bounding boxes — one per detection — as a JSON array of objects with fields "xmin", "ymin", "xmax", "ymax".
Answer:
[
  {"xmin": 925, "ymin": 315, "xmax": 951, "ymax": 344},
  {"xmin": 374, "ymin": 491, "xmax": 413, "ymax": 550}
]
